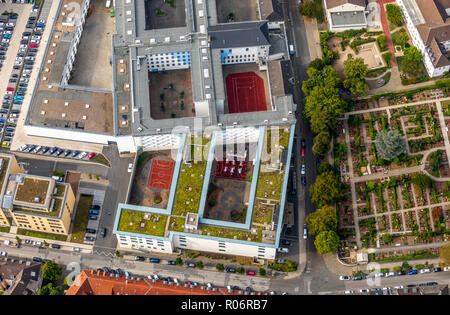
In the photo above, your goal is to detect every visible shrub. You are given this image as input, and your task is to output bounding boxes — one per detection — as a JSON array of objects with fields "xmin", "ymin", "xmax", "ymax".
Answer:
[
  {"xmin": 216, "ymin": 263, "xmax": 225, "ymax": 272},
  {"xmin": 259, "ymin": 268, "xmax": 266, "ymax": 276},
  {"xmin": 382, "ymin": 52, "xmax": 392, "ymax": 68},
  {"xmin": 377, "ymin": 35, "xmax": 387, "ymax": 51},
  {"xmin": 236, "ymin": 267, "xmax": 245, "ymax": 274},
  {"xmin": 196, "ymin": 261, "xmax": 204, "ymax": 269}
]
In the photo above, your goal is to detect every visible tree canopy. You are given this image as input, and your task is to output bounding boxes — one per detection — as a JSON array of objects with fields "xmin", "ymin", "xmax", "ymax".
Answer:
[
  {"xmin": 386, "ymin": 4, "xmax": 404, "ymax": 27},
  {"xmin": 314, "ymin": 230, "xmax": 340, "ymax": 254},
  {"xmin": 375, "ymin": 130, "xmax": 406, "ymax": 160},
  {"xmin": 309, "ymin": 58, "xmax": 325, "ymax": 71},
  {"xmin": 411, "ymin": 173, "xmax": 432, "ymax": 189},
  {"xmin": 343, "ymin": 57, "xmax": 369, "ymax": 96},
  {"xmin": 306, "ymin": 205, "xmax": 338, "ymax": 236},
  {"xmin": 42, "ymin": 261, "xmax": 62, "ymax": 282},
  {"xmin": 298, "ymin": 0, "xmax": 315, "ymax": 19},
  {"xmin": 403, "ymin": 46, "xmax": 422, "ymax": 63},
  {"xmin": 312, "ymin": 131, "xmax": 330, "ymax": 156},
  {"xmin": 309, "ymin": 171, "xmax": 343, "ymax": 206}
]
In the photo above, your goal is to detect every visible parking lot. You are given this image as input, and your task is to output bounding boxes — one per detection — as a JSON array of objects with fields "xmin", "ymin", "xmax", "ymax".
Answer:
[{"xmin": 0, "ymin": 2, "xmax": 45, "ymax": 148}]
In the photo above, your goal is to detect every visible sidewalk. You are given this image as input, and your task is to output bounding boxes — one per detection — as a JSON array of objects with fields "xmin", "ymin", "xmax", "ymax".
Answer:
[{"xmin": 303, "ymin": 18, "xmax": 322, "ymax": 61}]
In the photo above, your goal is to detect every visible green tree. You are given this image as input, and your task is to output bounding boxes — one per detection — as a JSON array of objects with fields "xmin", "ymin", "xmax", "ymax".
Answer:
[
  {"xmin": 216, "ymin": 263, "xmax": 225, "ymax": 272},
  {"xmin": 386, "ymin": 4, "xmax": 404, "ymax": 27},
  {"xmin": 382, "ymin": 233, "xmax": 393, "ymax": 244},
  {"xmin": 312, "ymin": 131, "xmax": 330, "ymax": 156},
  {"xmin": 411, "ymin": 173, "xmax": 432, "ymax": 190},
  {"xmin": 403, "ymin": 46, "xmax": 422, "ymax": 63},
  {"xmin": 343, "ymin": 57, "xmax": 369, "ymax": 96},
  {"xmin": 175, "ymin": 257, "xmax": 183, "ymax": 266},
  {"xmin": 42, "ymin": 261, "xmax": 62, "ymax": 282},
  {"xmin": 196, "ymin": 261, "xmax": 204, "ymax": 269},
  {"xmin": 375, "ymin": 130, "xmax": 406, "ymax": 160},
  {"xmin": 305, "ymin": 205, "xmax": 338, "ymax": 235},
  {"xmin": 259, "ymin": 268, "xmax": 266, "ymax": 276},
  {"xmin": 309, "ymin": 58, "xmax": 325, "ymax": 71},
  {"xmin": 314, "ymin": 230, "xmax": 340, "ymax": 254},
  {"xmin": 309, "ymin": 171, "xmax": 343, "ymax": 206},
  {"xmin": 401, "ymin": 261, "xmax": 412, "ymax": 271},
  {"xmin": 236, "ymin": 267, "xmax": 245, "ymax": 274},
  {"xmin": 317, "ymin": 161, "xmax": 333, "ymax": 174},
  {"xmin": 298, "ymin": 0, "xmax": 315, "ymax": 19},
  {"xmin": 377, "ymin": 35, "xmax": 387, "ymax": 51}
]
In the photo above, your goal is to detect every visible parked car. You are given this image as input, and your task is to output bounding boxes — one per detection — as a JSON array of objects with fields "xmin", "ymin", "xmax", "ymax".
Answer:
[
  {"xmin": 71, "ymin": 150, "xmax": 80, "ymax": 158},
  {"xmin": 420, "ymin": 269, "xmax": 431, "ymax": 274},
  {"xmin": 85, "ymin": 228, "xmax": 96, "ymax": 234},
  {"xmin": 49, "ymin": 147, "xmax": 58, "ymax": 154},
  {"xmin": 407, "ymin": 270, "xmax": 418, "ymax": 275},
  {"xmin": 281, "ymin": 239, "xmax": 291, "ymax": 246},
  {"xmin": 277, "ymin": 247, "xmax": 289, "ymax": 253},
  {"xmin": 88, "ymin": 215, "xmax": 98, "ymax": 220},
  {"xmin": 88, "ymin": 210, "xmax": 99, "ymax": 215},
  {"xmin": 385, "ymin": 272, "xmax": 396, "ymax": 277},
  {"xmin": 135, "ymin": 256, "xmax": 145, "ymax": 261},
  {"xmin": 433, "ymin": 267, "xmax": 442, "ymax": 272},
  {"xmin": 167, "ymin": 260, "xmax": 176, "ymax": 265},
  {"xmin": 90, "ymin": 205, "xmax": 101, "ymax": 210},
  {"xmin": 186, "ymin": 262, "xmax": 196, "ymax": 268},
  {"xmin": 339, "ymin": 276, "xmax": 351, "ymax": 281},
  {"xmin": 100, "ymin": 228, "xmax": 107, "ymax": 238},
  {"xmin": 359, "ymin": 289, "xmax": 370, "ymax": 293},
  {"xmin": 88, "ymin": 152, "xmax": 95, "ymax": 160},
  {"xmin": 79, "ymin": 151, "xmax": 88, "ymax": 159},
  {"xmin": 51, "ymin": 244, "xmax": 61, "ymax": 249},
  {"xmin": 226, "ymin": 267, "xmax": 236, "ymax": 273},
  {"xmin": 301, "ymin": 176, "xmax": 306, "ymax": 186},
  {"xmin": 84, "ymin": 236, "xmax": 95, "ymax": 242},
  {"xmin": 301, "ymin": 164, "xmax": 305, "ymax": 175},
  {"xmin": 246, "ymin": 270, "xmax": 256, "ymax": 276},
  {"xmin": 149, "ymin": 258, "xmax": 160, "ymax": 263}
]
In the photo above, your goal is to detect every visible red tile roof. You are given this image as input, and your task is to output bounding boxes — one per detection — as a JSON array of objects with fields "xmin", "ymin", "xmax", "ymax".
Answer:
[{"xmin": 66, "ymin": 270, "xmax": 244, "ymax": 295}]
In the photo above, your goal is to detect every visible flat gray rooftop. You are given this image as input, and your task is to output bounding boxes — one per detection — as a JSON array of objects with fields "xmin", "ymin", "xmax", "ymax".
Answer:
[{"xmin": 330, "ymin": 11, "xmax": 366, "ymax": 27}]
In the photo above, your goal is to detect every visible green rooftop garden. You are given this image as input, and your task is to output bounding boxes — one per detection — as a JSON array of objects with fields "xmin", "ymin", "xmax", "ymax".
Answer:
[
  {"xmin": 0, "ymin": 157, "xmax": 10, "ymax": 192},
  {"xmin": 13, "ymin": 197, "xmax": 63, "ymax": 218},
  {"xmin": 200, "ymin": 225, "xmax": 263, "ymax": 243},
  {"xmin": 172, "ymin": 136, "xmax": 211, "ymax": 216},
  {"xmin": 168, "ymin": 216, "xmax": 185, "ymax": 232},
  {"xmin": 118, "ymin": 209, "xmax": 168, "ymax": 237},
  {"xmin": 15, "ymin": 177, "xmax": 50, "ymax": 204},
  {"xmin": 54, "ymin": 184, "xmax": 66, "ymax": 197},
  {"xmin": 252, "ymin": 199, "xmax": 276, "ymax": 225}
]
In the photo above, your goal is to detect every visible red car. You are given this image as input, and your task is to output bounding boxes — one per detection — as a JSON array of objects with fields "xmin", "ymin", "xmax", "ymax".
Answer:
[
  {"xmin": 6, "ymin": 87, "xmax": 14, "ymax": 91},
  {"xmin": 29, "ymin": 43, "xmax": 38, "ymax": 48},
  {"xmin": 301, "ymin": 147, "xmax": 305, "ymax": 157},
  {"xmin": 87, "ymin": 152, "xmax": 96, "ymax": 160},
  {"xmin": 246, "ymin": 270, "xmax": 255, "ymax": 276}
]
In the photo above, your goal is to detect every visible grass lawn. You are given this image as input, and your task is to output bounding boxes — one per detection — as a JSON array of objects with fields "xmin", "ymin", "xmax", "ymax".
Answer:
[
  {"xmin": 54, "ymin": 184, "xmax": 66, "ymax": 197},
  {"xmin": 0, "ymin": 226, "xmax": 10, "ymax": 233},
  {"xmin": 70, "ymin": 194, "xmax": 93, "ymax": 244},
  {"xmin": 168, "ymin": 216, "xmax": 185, "ymax": 232},
  {"xmin": 252, "ymin": 200, "xmax": 275, "ymax": 225},
  {"xmin": 201, "ymin": 225, "xmax": 262, "ymax": 242},
  {"xmin": 118, "ymin": 209, "xmax": 168, "ymax": 237},
  {"xmin": 91, "ymin": 154, "xmax": 111, "ymax": 167},
  {"xmin": 17, "ymin": 229, "xmax": 68, "ymax": 241},
  {"xmin": 172, "ymin": 137, "xmax": 210, "ymax": 216}
]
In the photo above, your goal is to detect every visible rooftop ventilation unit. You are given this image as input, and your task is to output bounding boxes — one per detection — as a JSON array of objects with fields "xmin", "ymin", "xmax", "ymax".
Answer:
[
  {"xmin": 82, "ymin": 115, "xmax": 87, "ymax": 120},
  {"xmin": 65, "ymin": 102, "xmax": 69, "ymax": 106},
  {"xmin": 62, "ymin": 113, "xmax": 66, "ymax": 118},
  {"xmin": 34, "ymin": 197, "xmax": 40, "ymax": 202},
  {"xmin": 85, "ymin": 104, "xmax": 90, "ymax": 108}
]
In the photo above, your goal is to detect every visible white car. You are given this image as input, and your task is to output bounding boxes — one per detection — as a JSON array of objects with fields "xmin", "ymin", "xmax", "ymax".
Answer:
[
  {"xmin": 394, "ymin": 285, "xmax": 404, "ymax": 289},
  {"xmin": 374, "ymin": 273, "xmax": 385, "ymax": 277},
  {"xmin": 19, "ymin": 144, "xmax": 28, "ymax": 151},
  {"xmin": 385, "ymin": 272, "xmax": 395, "ymax": 277},
  {"xmin": 127, "ymin": 163, "xmax": 133, "ymax": 172},
  {"xmin": 444, "ymin": 266, "xmax": 450, "ymax": 271},
  {"xmin": 79, "ymin": 151, "xmax": 88, "ymax": 159},
  {"xmin": 344, "ymin": 290, "xmax": 354, "ymax": 294},
  {"xmin": 420, "ymin": 268, "xmax": 431, "ymax": 274},
  {"xmin": 339, "ymin": 276, "xmax": 351, "ymax": 280},
  {"xmin": 303, "ymin": 227, "xmax": 308, "ymax": 239},
  {"xmin": 301, "ymin": 164, "xmax": 306, "ymax": 175},
  {"xmin": 0, "ymin": 251, "xmax": 7, "ymax": 257},
  {"xmin": 359, "ymin": 289, "xmax": 370, "ymax": 293}
]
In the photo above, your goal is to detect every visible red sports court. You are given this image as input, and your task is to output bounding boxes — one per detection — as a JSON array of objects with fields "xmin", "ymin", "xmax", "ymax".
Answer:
[
  {"xmin": 226, "ymin": 72, "xmax": 267, "ymax": 113},
  {"xmin": 147, "ymin": 159, "xmax": 175, "ymax": 190}
]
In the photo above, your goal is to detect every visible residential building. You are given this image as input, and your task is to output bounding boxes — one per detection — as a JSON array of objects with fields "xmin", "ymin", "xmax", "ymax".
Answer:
[
  {"xmin": 396, "ymin": 0, "xmax": 450, "ymax": 77},
  {"xmin": 324, "ymin": 0, "xmax": 368, "ymax": 31},
  {"xmin": 0, "ymin": 259, "xmax": 42, "ymax": 295},
  {"xmin": 0, "ymin": 153, "xmax": 75, "ymax": 235},
  {"xmin": 66, "ymin": 269, "xmax": 245, "ymax": 295}
]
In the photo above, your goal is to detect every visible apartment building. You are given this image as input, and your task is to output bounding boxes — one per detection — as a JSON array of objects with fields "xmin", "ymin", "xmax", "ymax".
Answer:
[
  {"xmin": 0, "ymin": 153, "xmax": 75, "ymax": 234},
  {"xmin": 324, "ymin": 0, "xmax": 368, "ymax": 31}
]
